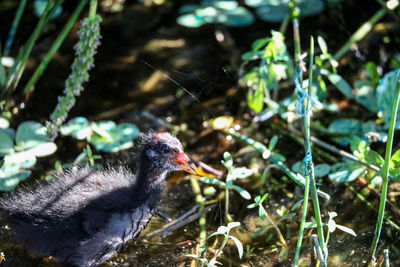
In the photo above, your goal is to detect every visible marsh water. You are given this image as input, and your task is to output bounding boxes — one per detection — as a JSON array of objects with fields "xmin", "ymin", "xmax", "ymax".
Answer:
[{"xmin": 1, "ymin": 0, "xmax": 400, "ymax": 266}]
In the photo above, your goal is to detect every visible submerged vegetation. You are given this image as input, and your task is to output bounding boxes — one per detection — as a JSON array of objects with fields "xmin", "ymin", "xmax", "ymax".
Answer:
[{"xmin": 1, "ymin": 0, "xmax": 400, "ymax": 266}]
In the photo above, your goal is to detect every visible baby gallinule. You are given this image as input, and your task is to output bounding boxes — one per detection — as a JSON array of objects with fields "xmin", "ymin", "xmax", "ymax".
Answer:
[{"xmin": 0, "ymin": 132, "xmax": 202, "ymax": 267}]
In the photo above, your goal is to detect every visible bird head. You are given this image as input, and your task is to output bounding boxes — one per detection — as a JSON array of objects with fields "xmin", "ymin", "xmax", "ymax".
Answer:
[{"xmin": 139, "ymin": 132, "xmax": 200, "ymax": 175}]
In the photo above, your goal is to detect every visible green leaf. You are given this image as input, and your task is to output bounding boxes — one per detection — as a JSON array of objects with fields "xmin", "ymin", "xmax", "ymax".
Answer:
[
  {"xmin": 200, "ymin": 177, "xmax": 226, "ymax": 186},
  {"xmin": 322, "ymin": 71, "xmax": 354, "ymax": 99},
  {"xmin": 354, "ymin": 85, "xmax": 379, "ymax": 113},
  {"xmin": 349, "ymin": 137, "xmax": 368, "ymax": 154},
  {"xmin": 25, "ymin": 142, "xmax": 57, "ymax": 157},
  {"xmin": 4, "ymin": 151, "xmax": 36, "ymax": 169},
  {"xmin": 223, "ymin": 151, "xmax": 233, "ymax": 167},
  {"xmin": 277, "ymin": 212, "xmax": 296, "ymax": 223},
  {"xmin": 247, "ymin": 203, "xmax": 258, "ymax": 209},
  {"xmin": 229, "ymin": 235, "xmax": 243, "ymax": 259},
  {"xmin": 0, "ymin": 117, "xmax": 9, "ymax": 128},
  {"xmin": 328, "ymin": 162, "xmax": 365, "ymax": 183},
  {"xmin": 336, "ymin": 224, "xmax": 357, "ymax": 236},
  {"xmin": 328, "ymin": 119, "xmax": 363, "ymax": 145},
  {"xmin": 231, "ymin": 185, "xmax": 251, "ymax": 200},
  {"xmin": 364, "ymin": 150, "xmax": 384, "ymax": 166},
  {"xmin": 0, "ymin": 170, "xmax": 31, "ymax": 191},
  {"xmin": 60, "ymin": 117, "xmax": 91, "ymax": 140},
  {"xmin": 0, "ymin": 132, "xmax": 14, "ymax": 155},
  {"xmin": 391, "ymin": 149, "xmax": 400, "ymax": 167},
  {"xmin": 242, "ymin": 51, "xmax": 262, "ymax": 61},
  {"xmin": 317, "ymin": 36, "xmax": 328, "ymax": 55},
  {"xmin": 217, "ymin": 225, "xmax": 228, "ymax": 234},
  {"xmin": 328, "ymin": 218, "xmax": 336, "ymax": 233},
  {"xmin": 268, "ymin": 135, "xmax": 278, "ymax": 150},
  {"xmin": 227, "ymin": 222, "xmax": 241, "ymax": 231},
  {"xmin": 314, "ymin": 163, "xmax": 331, "ymax": 178},
  {"xmin": 231, "ymin": 167, "xmax": 253, "ymax": 179},
  {"xmin": 260, "ymin": 192, "xmax": 269, "ymax": 203},
  {"xmin": 251, "ymin": 38, "xmax": 270, "ymax": 51},
  {"xmin": 258, "ymin": 206, "xmax": 266, "ymax": 221},
  {"xmin": 177, "ymin": 14, "xmax": 205, "ymax": 28},
  {"xmin": 15, "ymin": 121, "xmax": 48, "ymax": 150},
  {"xmin": 247, "ymin": 84, "xmax": 264, "ymax": 113},
  {"xmin": 365, "ymin": 61, "xmax": 380, "ymax": 86},
  {"xmin": 292, "ymin": 161, "xmax": 306, "ymax": 175},
  {"xmin": 376, "ymin": 69, "xmax": 400, "ymax": 128},
  {"xmin": 89, "ymin": 122, "xmax": 139, "ymax": 153}
]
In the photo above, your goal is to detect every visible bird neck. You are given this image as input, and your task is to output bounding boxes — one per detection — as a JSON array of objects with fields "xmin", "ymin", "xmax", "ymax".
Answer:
[{"xmin": 135, "ymin": 161, "xmax": 167, "ymax": 197}]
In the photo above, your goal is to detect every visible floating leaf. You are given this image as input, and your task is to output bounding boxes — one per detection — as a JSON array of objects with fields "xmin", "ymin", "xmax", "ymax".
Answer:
[
  {"xmin": 89, "ymin": 122, "xmax": 139, "ymax": 152},
  {"xmin": 4, "ymin": 152, "xmax": 36, "ymax": 169},
  {"xmin": 0, "ymin": 170, "xmax": 31, "ymax": 191},
  {"xmin": 0, "ymin": 132, "xmax": 14, "ymax": 155},
  {"xmin": 247, "ymin": 0, "xmax": 325, "ymax": 23},
  {"xmin": 15, "ymin": 121, "xmax": 48, "ymax": 150},
  {"xmin": 0, "ymin": 117, "xmax": 9, "ymax": 129},
  {"xmin": 60, "ymin": 117, "xmax": 91, "ymax": 140},
  {"xmin": 25, "ymin": 142, "xmax": 57, "ymax": 157}
]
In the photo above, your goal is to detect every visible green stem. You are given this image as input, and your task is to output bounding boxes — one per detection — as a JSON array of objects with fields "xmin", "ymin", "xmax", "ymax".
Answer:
[
  {"xmin": 293, "ymin": 172, "xmax": 309, "ymax": 266},
  {"xmin": 23, "ymin": 0, "xmax": 89, "ymax": 94},
  {"xmin": 4, "ymin": 0, "xmax": 64, "ymax": 95},
  {"xmin": 370, "ymin": 71, "xmax": 400, "ymax": 260},
  {"xmin": 332, "ymin": 8, "xmax": 388, "ymax": 62},
  {"xmin": 190, "ymin": 177, "xmax": 207, "ymax": 247},
  {"xmin": 225, "ymin": 186, "xmax": 232, "ymax": 223},
  {"xmin": 89, "ymin": 0, "xmax": 98, "ymax": 19},
  {"xmin": 3, "ymin": 0, "xmax": 28, "ymax": 56}
]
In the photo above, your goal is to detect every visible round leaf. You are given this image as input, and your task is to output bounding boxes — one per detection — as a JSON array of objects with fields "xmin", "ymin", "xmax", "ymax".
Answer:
[
  {"xmin": 5, "ymin": 151, "xmax": 37, "ymax": 169},
  {"xmin": 25, "ymin": 142, "xmax": 57, "ymax": 157},
  {"xmin": 60, "ymin": 117, "xmax": 91, "ymax": 140},
  {"xmin": 0, "ymin": 117, "xmax": 9, "ymax": 128},
  {"xmin": 0, "ymin": 132, "xmax": 14, "ymax": 155},
  {"xmin": 15, "ymin": 121, "xmax": 47, "ymax": 150},
  {"xmin": 177, "ymin": 14, "xmax": 205, "ymax": 28},
  {"xmin": 231, "ymin": 167, "xmax": 253, "ymax": 179}
]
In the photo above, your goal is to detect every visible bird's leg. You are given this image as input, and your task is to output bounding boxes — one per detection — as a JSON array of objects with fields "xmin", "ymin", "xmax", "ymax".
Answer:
[{"xmin": 153, "ymin": 210, "xmax": 172, "ymax": 223}]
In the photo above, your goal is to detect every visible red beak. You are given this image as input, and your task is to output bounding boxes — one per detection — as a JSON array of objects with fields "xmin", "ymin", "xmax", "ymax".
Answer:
[{"xmin": 174, "ymin": 152, "xmax": 199, "ymax": 175}]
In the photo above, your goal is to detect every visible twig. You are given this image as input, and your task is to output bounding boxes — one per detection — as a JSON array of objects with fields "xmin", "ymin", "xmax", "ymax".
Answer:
[
  {"xmin": 310, "ymin": 234, "xmax": 327, "ymax": 267},
  {"xmin": 140, "ymin": 204, "xmax": 216, "ymax": 240}
]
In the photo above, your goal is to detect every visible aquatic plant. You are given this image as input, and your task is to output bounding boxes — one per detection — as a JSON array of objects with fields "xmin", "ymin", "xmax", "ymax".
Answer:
[
  {"xmin": 0, "ymin": 121, "xmax": 57, "ymax": 191},
  {"xmin": 60, "ymin": 117, "xmax": 139, "ymax": 153},
  {"xmin": 187, "ymin": 222, "xmax": 243, "ymax": 266},
  {"xmin": 47, "ymin": 8, "xmax": 102, "ymax": 139}
]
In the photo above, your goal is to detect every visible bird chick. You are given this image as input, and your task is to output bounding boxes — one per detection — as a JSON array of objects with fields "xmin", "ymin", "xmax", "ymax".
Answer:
[{"xmin": 0, "ymin": 132, "xmax": 201, "ymax": 267}]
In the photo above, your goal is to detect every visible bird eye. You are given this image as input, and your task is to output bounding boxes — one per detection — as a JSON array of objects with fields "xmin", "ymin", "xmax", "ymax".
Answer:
[{"xmin": 160, "ymin": 143, "xmax": 171, "ymax": 153}]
